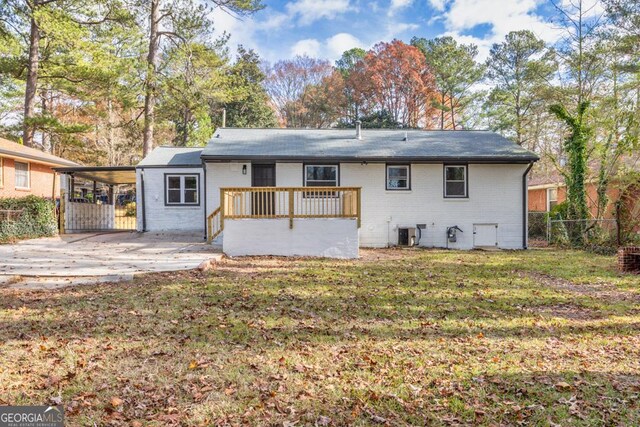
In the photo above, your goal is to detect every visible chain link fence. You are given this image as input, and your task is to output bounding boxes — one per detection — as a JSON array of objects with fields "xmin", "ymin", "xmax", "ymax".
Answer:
[{"xmin": 529, "ymin": 211, "xmax": 640, "ymax": 252}]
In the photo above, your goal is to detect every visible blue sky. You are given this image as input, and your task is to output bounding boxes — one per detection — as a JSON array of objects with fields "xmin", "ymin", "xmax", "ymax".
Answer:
[{"xmin": 210, "ymin": 0, "xmax": 582, "ymax": 63}]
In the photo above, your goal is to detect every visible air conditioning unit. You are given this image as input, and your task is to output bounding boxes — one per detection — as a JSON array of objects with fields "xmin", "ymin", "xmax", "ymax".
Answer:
[{"xmin": 398, "ymin": 227, "xmax": 417, "ymax": 246}]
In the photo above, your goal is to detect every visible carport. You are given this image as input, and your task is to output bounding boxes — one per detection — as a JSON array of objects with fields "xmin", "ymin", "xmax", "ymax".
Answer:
[{"xmin": 54, "ymin": 166, "xmax": 137, "ymax": 233}]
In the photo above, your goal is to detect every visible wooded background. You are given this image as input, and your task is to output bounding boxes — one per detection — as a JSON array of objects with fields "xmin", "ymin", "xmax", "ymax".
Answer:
[{"xmin": 0, "ymin": 0, "xmax": 638, "ymax": 233}]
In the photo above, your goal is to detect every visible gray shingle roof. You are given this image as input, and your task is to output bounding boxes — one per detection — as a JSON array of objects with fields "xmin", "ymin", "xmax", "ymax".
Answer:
[
  {"xmin": 137, "ymin": 146, "xmax": 203, "ymax": 167},
  {"xmin": 201, "ymin": 128, "xmax": 539, "ymax": 162}
]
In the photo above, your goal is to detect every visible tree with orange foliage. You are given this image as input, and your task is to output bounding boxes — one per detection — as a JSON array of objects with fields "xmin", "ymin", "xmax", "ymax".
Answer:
[{"xmin": 350, "ymin": 40, "xmax": 436, "ymax": 128}]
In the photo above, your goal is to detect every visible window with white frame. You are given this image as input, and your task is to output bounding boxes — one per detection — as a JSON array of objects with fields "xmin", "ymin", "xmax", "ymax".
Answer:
[
  {"xmin": 165, "ymin": 174, "xmax": 199, "ymax": 205},
  {"xmin": 304, "ymin": 165, "xmax": 338, "ymax": 187},
  {"xmin": 14, "ymin": 161, "xmax": 30, "ymax": 189},
  {"xmin": 386, "ymin": 165, "xmax": 410, "ymax": 190},
  {"xmin": 547, "ymin": 187, "xmax": 558, "ymax": 211},
  {"xmin": 444, "ymin": 165, "xmax": 467, "ymax": 198}
]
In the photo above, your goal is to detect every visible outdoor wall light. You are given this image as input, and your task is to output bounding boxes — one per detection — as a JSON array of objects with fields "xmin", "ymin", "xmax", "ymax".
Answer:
[{"xmin": 242, "ymin": 164, "xmax": 247, "ymax": 175}]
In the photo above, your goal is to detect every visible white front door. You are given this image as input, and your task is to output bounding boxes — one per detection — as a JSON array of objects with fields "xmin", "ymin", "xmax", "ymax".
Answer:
[{"xmin": 473, "ymin": 224, "xmax": 498, "ymax": 247}]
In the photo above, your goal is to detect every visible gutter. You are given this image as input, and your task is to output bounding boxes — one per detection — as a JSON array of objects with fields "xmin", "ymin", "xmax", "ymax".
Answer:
[
  {"xmin": 200, "ymin": 155, "xmax": 539, "ymax": 164},
  {"xmin": 202, "ymin": 159, "xmax": 207, "ymax": 240},
  {"xmin": 140, "ymin": 168, "xmax": 147, "ymax": 232},
  {"xmin": 0, "ymin": 149, "xmax": 77, "ymax": 168},
  {"xmin": 522, "ymin": 162, "xmax": 534, "ymax": 249}
]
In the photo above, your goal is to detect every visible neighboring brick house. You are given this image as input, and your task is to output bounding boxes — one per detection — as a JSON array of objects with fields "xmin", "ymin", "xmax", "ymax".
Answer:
[
  {"xmin": 0, "ymin": 137, "xmax": 77, "ymax": 199},
  {"xmin": 528, "ymin": 165, "xmax": 639, "ymax": 221}
]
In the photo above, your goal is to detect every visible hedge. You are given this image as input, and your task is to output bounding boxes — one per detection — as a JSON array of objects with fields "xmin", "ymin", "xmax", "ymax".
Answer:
[{"xmin": 0, "ymin": 196, "xmax": 58, "ymax": 243}]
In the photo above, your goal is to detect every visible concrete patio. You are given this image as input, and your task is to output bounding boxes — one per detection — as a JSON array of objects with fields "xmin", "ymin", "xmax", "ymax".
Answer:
[{"xmin": 0, "ymin": 232, "xmax": 222, "ymax": 289}]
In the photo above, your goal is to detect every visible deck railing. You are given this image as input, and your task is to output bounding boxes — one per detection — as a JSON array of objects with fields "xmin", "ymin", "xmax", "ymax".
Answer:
[{"xmin": 207, "ymin": 186, "xmax": 361, "ymax": 242}]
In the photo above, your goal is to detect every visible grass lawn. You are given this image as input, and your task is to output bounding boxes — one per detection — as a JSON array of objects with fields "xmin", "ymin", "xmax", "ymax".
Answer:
[{"xmin": 1, "ymin": 248, "xmax": 639, "ymax": 426}]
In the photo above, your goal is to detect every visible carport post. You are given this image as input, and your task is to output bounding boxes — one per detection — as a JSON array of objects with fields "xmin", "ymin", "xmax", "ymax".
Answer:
[{"xmin": 59, "ymin": 174, "xmax": 70, "ymax": 234}]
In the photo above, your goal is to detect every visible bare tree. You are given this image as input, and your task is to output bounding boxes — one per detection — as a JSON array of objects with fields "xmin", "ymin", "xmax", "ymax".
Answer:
[{"xmin": 263, "ymin": 56, "xmax": 334, "ymax": 127}]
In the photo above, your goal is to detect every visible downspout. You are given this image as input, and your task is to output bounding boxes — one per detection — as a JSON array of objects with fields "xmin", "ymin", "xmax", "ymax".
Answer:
[
  {"xmin": 202, "ymin": 159, "xmax": 207, "ymax": 240},
  {"xmin": 140, "ymin": 168, "xmax": 147, "ymax": 232},
  {"xmin": 522, "ymin": 162, "xmax": 534, "ymax": 249}
]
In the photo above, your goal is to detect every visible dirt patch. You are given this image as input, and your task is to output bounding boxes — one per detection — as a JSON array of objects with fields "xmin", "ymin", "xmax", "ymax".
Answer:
[
  {"xmin": 212, "ymin": 248, "xmax": 416, "ymax": 273},
  {"xmin": 521, "ymin": 271, "xmax": 640, "ymax": 303},
  {"xmin": 359, "ymin": 247, "xmax": 421, "ymax": 262},
  {"xmin": 213, "ymin": 255, "xmax": 307, "ymax": 274},
  {"xmin": 527, "ymin": 303, "xmax": 604, "ymax": 320}
]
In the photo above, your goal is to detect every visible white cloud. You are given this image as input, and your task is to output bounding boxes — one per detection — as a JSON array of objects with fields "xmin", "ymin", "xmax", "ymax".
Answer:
[
  {"xmin": 209, "ymin": 8, "xmax": 257, "ymax": 50},
  {"xmin": 431, "ymin": 0, "xmax": 562, "ymax": 61},
  {"xmin": 291, "ymin": 38, "xmax": 323, "ymax": 57},
  {"xmin": 326, "ymin": 33, "xmax": 365, "ymax": 58},
  {"xmin": 428, "ymin": 0, "xmax": 446, "ymax": 11},
  {"xmin": 382, "ymin": 21, "xmax": 419, "ymax": 40},
  {"xmin": 286, "ymin": 0, "xmax": 352, "ymax": 26},
  {"xmin": 389, "ymin": 0, "xmax": 413, "ymax": 11},
  {"xmin": 387, "ymin": 0, "xmax": 414, "ymax": 17},
  {"xmin": 291, "ymin": 33, "xmax": 365, "ymax": 60},
  {"xmin": 445, "ymin": 0, "xmax": 538, "ymax": 32},
  {"xmin": 257, "ymin": 12, "xmax": 290, "ymax": 31}
]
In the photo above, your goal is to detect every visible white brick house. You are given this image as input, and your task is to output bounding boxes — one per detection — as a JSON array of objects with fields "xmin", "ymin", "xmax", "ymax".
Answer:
[{"xmin": 136, "ymin": 127, "xmax": 538, "ymax": 258}]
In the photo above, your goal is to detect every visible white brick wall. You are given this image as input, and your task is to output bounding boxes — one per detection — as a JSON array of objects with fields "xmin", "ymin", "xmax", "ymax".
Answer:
[
  {"xmin": 224, "ymin": 218, "xmax": 359, "ymax": 258},
  {"xmin": 136, "ymin": 167, "xmax": 204, "ymax": 232},
  {"xmin": 202, "ymin": 161, "xmax": 529, "ymax": 249},
  {"xmin": 341, "ymin": 163, "xmax": 527, "ymax": 249}
]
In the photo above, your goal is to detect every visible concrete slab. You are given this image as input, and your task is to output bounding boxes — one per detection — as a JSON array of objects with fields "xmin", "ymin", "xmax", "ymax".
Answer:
[{"xmin": 0, "ymin": 232, "xmax": 222, "ymax": 287}]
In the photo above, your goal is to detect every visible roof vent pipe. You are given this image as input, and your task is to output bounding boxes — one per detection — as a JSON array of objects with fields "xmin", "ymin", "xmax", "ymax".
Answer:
[{"xmin": 355, "ymin": 120, "xmax": 362, "ymax": 140}]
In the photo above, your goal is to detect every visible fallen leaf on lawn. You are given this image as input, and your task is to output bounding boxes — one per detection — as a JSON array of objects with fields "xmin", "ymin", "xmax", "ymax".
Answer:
[
  {"xmin": 317, "ymin": 415, "xmax": 331, "ymax": 426},
  {"xmin": 555, "ymin": 381, "xmax": 572, "ymax": 391},
  {"xmin": 189, "ymin": 360, "xmax": 199, "ymax": 370},
  {"xmin": 110, "ymin": 397, "xmax": 123, "ymax": 407}
]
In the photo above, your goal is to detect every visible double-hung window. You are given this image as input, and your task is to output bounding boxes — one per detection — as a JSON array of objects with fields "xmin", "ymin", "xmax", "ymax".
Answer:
[
  {"xmin": 304, "ymin": 165, "xmax": 338, "ymax": 197},
  {"xmin": 14, "ymin": 161, "xmax": 30, "ymax": 189},
  {"xmin": 165, "ymin": 174, "xmax": 199, "ymax": 205},
  {"xmin": 547, "ymin": 188, "xmax": 558, "ymax": 211},
  {"xmin": 386, "ymin": 165, "xmax": 410, "ymax": 190},
  {"xmin": 304, "ymin": 165, "xmax": 338, "ymax": 187},
  {"xmin": 444, "ymin": 165, "xmax": 467, "ymax": 198}
]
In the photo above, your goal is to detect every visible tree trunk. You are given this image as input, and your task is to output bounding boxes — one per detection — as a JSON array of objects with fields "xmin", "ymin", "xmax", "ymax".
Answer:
[
  {"xmin": 107, "ymin": 98, "xmax": 116, "ymax": 165},
  {"xmin": 182, "ymin": 108, "xmax": 190, "ymax": 146},
  {"xmin": 143, "ymin": 0, "xmax": 160, "ymax": 157},
  {"xmin": 440, "ymin": 91, "xmax": 445, "ymax": 130},
  {"xmin": 449, "ymin": 95, "xmax": 456, "ymax": 130},
  {"xmin": 41, "ymin": 87, "xmax": 51, "ymax": 152},
  {"xmin": 23, "ymin": 14, "xmax": 41, "ymax": 147}
]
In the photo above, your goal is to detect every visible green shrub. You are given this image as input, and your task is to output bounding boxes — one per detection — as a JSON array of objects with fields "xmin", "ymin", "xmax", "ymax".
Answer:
[
  {"xmin": 549, "ymin": 201, "xmax": 568, "ymax": 220},
  {"xmin": 528, "ymin": 212, "xmax": 549, "ymax": 239},
  {"xmin": 124, "ymin": 201, "xmax": 136, "ymax": 217},
  {"xmin": 0, "ymin": 196, "xmax": 57, "ymax": 243}
]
